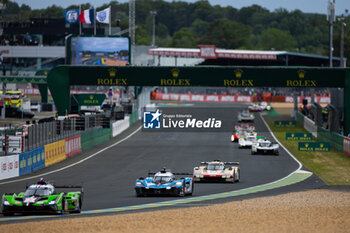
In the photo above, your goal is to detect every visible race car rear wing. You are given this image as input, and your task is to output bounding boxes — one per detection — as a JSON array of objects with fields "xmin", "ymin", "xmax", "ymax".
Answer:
[
  {"xmin": 200, "ymin": 161, "xmax": 239, "ymax": 166},
  {"xmin": 224, "ymin": 162, "xmax": 240, "ymax": 166},
  {"xmin": 148, "ymin": 171, "xmax": 193, "ymax": 176}
]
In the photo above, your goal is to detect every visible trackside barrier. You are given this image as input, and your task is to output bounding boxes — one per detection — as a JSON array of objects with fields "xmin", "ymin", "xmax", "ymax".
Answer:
[
  {"xmin": 344, "ymin": 137, "xmax": 350, "ymax": 157},
  {"xmin": 317, "ymin": 126, "xmax": 343, "ymax": 152},
  {"xmin": 296, "ymin": 111, "xmax": 304, "ymax": 127},
  {"xmin": 296, "ymin": 111, "xmax": 344, "ymax": 152},
  {"xmin": 19, "ymin": 147, "xmax": 45, "ymax": 176},
  {"xmin": 0, "ymin": 154, "xmax": 19, "ymax": 180},
  {"xmin": 304, "ymin": 116, "xmax": 318, "ymax": 138},
  {"xmin": 81, "ymin": 128, "xmax": 112, "ymax": 151},
  {"xmin": 112, "ymin": 116, "xmax": 130, "ymax": 137},
  {"xmin": 65, "ymin": 135, "xmax": 81, "ymax": 158},
  {"xmin": 45, "ymin": 140, "xmax": 66, "ymax": 167},
  {"xmin": 129, "ymin": 110, "xmax": 139, "ymax": 126}
]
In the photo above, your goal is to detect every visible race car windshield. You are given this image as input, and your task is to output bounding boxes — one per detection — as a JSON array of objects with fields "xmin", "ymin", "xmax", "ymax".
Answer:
[
  {"xmin": 153, "ymin": 176, "xmax": 173, "ymax": 183},
  {"xmin": 260, "ymin": 142, "xmax": 270, "ymax": 147},
  {"xmin": 24, "ymin": 188, "xmax": 52, "ymax": 197},
  {"xmin": 207, "ymin": 164, "xmax": 224, "ymax": 170}
]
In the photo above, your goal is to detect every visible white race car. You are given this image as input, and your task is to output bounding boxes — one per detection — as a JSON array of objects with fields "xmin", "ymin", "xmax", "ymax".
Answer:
[
  {"xmin": 238, "ymin": 110, "xmax": 254, "ymax": 122},
  {"xmin": 248, "ymin": 102, "xmax": 271, "ymax": 112},
  {"xmin": 193, "ymin": 160, "xmax": 240, "ymax": 183},
  {"xmin": 251, "ymin": 139, "xmax": 279, "ymax": 155},
  {"xmin": 238, "ymin": 135, "xmax": 263, "ymax": 149},
  {"xmin": 235, "ymin": 123, "xmax": 255, "ymax": 132}
]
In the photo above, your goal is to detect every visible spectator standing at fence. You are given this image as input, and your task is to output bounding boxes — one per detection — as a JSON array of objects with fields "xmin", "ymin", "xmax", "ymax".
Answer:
[{"xmin": 107, "ymin": 88, "xmax": 113, "ymax": 105}]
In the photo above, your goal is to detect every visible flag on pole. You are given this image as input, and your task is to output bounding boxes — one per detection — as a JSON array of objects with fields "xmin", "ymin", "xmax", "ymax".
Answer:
[
  {"xmin": 63, "ymin": 9, "xmax": 79, "ymax": 24},
  {"xmin": 96, "ymin": 7, "xmax": 111, "ymax": 24},
  {"xmin": 79, "ymin": 9, "xmax": 94, "ymax": 24}
]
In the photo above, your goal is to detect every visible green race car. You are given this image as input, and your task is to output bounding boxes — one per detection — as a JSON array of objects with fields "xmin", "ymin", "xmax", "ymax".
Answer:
[{"xmin": 1, "ymin": 179, "xmax": 83, "ymax": 216}]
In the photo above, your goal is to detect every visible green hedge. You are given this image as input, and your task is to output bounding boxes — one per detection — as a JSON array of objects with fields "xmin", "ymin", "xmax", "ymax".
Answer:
[{"xmin": 81, "ymin": 128, "xmax": 112, "ymax": 151}]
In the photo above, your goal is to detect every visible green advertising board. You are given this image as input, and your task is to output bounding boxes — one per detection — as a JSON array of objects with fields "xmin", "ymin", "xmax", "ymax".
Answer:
[
  {"xmin": 298, "ymin": 142, "xmax": 330, "ymax": 152},
  {"xmin": 286, "ymin": 132, "xmax": 312, "ymax": 140},
  {"xmin": 274, "ymin": 121, "xmax": 296, "ymax": 127},
  {"xmin": 71, "ymin": 94, "xmax": 106, "ymax": 106}
]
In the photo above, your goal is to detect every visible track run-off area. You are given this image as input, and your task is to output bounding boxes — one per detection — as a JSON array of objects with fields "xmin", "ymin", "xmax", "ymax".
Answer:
[{"xmin": 0, "ymin": 103, "xmax": 319, "ymax": 223}]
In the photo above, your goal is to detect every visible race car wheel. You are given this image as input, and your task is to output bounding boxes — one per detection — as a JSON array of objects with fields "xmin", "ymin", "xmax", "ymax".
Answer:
[
  {"xmin": 178, "ymin": 184, "xmax": 185, "ymax": 197},
  {"xmin": 274, "ymin": 150, "xmax": 279, "ymax": 156},
  {"xmin": 61, "ymin": 198, "xmax": 66, "ymax": 214},
  {"xmin": 187, "ymin": 182, "xmax": 194, "ymax": 196},
  {"xmin": 236, "ymin": 169, "xmax": 240, "ymax": 182}
]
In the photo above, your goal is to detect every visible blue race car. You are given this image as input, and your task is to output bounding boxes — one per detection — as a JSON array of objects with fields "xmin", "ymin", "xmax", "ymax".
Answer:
[{"xmin": 135, "ymin": 168, "xmax": 193, "ymax": 197}]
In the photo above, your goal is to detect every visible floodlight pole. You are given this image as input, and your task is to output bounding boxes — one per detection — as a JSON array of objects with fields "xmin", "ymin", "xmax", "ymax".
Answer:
[
  {"xmin": 339, "ymin": 9, "xmax": 348, "ymax": 68},
  {"xmin": 150, "ymin": 11, "xmax": 157, "ymax": 47},
  {"xmin": 129, "ymin": 0, "xmax": 135, "ymax": 65},
  {"xmin": 327, "ymin": 0, "xmax": 335, "ymax": 68}
]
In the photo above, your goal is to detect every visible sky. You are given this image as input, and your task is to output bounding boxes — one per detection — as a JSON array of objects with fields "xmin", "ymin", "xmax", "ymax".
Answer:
[{"xmin": 12, "ymin": 0, "xmax": 350, "ymax": 16}]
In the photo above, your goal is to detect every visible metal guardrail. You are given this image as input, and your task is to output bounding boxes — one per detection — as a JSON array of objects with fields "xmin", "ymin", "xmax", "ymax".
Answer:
[{"xmin": 0, "ymin": 113, "xmax": 111, "ymax": 154}]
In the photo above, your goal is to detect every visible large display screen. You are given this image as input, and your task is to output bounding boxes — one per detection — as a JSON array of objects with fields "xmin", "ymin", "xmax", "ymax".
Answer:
[{"xmin": 68, "ymin": 36, "xmax": 130, "ymax": 66}]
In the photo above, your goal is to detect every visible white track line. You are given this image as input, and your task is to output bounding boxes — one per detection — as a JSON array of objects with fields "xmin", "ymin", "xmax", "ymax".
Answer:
[
  {"xmin": 0, "ymin": 126, "xmax": 142, "ymax": 185},
  {"xmin": 259, "ymin": 112, "xmax": 303, "ymax": 171}
]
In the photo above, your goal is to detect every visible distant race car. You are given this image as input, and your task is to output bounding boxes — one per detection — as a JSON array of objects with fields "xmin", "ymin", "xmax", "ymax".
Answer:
[
  {"xmin": 135, "ymin": 168, "xmax": 193, "ymax": 197},
  {"xmin": 1, "ymin": 179, "xmax": 83, "ymax": 216},
  {"xmin": 238, "ymin": 110, "xmax": 255, "ymax": 122},
  {"xmin": 231, "ymin": 130, "xmax": 257, "ymax": 142},
  {"xmin": 193, "ymin": 160, "xmax": 240, "ymax": 183},
  {"xmin": 238, "ymin": 135, "xmax": 264, "ymax": 149},
  {"xmin": 251, "ymin": 139, "xmax": 279, "ymax": 155},
  {"xmin": 235, "ymin": 123, "xmax": 255, "ymax": 132},
  {"xmin": 248, "ymin": 102, "xmax": 271, "ymax": 112}
]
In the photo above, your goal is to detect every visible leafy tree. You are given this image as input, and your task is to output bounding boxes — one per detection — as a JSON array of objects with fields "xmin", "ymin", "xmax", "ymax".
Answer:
[
  {"xmin": 200, "ymin": 19, "xmax": 252, "ymax": 49},
  {"xmin": 170, "ymin": 28, "xmax": 196, "ymax": 48},
  {"xmin": 257, "ymin": 28, "xmax": 297, "ymax": 50}
]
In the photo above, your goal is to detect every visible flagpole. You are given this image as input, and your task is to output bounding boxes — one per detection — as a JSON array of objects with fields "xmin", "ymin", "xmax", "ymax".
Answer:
[
  {"xmin": 79, "ymin": 5, "xmax": 82, "ymax": 35},
  {"xmin": 94, "ymin": 6, "xmax": 96, "ymax": 35},
  {"xmin": 109, "ymin": 6, "xmax": 111, "ymax": 35}
]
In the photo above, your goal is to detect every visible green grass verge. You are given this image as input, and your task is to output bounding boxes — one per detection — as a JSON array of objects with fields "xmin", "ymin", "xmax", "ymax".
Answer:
[{"xmin": 267, "ymin": 120, "xmax": 350, "ymax": 185}]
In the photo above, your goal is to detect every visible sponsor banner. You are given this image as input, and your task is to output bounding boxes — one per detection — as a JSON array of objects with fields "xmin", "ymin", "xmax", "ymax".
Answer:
[
  {"xmin": 205, "ymin": 95, "xmax": 220, "ymax": 102},
  {"xmin": 0, "ymin": 154, "xmax": 19, "ymax": 180},
  {"xmin": 344, "ymin": 137, "xmax": 350, "ymax": 157},
  {"xmin": 286, "ymin": 132, "xmax": 312, "ymax": 140},
  {"xmin": 19, "ymin": 147, "xmax": 45, "ymax": 176},
  {"xmin": 6, "ymin": 135, "xmax": 24, "ymax": 153},
  {"xmin": 191, "ymin": 94, "xmax": 205, "ymax": 102},
  {"xmin": 285, "ymin": 96, "xmax": 331, "ymax": 104},
  {"xmin": 298, "ymin": 142, "xmax": 330, "ymax": 152},
  {"xmin": 236, "ymin": 95, "xmax": 252, "ymax": 103},
  {"xmin": 274, "ymin": 121, "xmax": 296, "ymax": 127},
  {"xmin": 220, "ymin": 95, "xmax": 235, "ymax": 102},
  {"xmin": 112, "ymin": 116, "xmax": 130, "ymax": 137},
  {"xmin": 65, "ymin": 135, "xmax": 82, "ymax": 158},
  {"xmin": 45, "ymin": 140, "xmax": 66, "ymax": 167},
  {"xmin": 154, "ymin": 93, "xmax": 249, "ymax": 103}
]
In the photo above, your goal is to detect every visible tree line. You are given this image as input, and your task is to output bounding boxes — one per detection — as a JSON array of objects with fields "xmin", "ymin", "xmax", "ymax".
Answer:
[{"xmin": 2, "ymin": 0, "xmax": 350, "ymax": 60}]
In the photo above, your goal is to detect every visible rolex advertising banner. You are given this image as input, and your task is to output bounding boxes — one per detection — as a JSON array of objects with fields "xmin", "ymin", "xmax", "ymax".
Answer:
[
  {"xmin": 298, "ymin": 142, "xmax": 330, "ymax": 152},
  {"xmin": 286, "ymin": 132, "xmax": 312, "ymax": 140}
]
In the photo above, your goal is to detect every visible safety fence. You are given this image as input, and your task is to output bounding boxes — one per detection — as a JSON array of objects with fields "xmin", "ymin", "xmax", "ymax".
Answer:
[
  {"xmin": 295, "ymin": 111, "xmax": 346, "ymax": 154},
  {"xmin": 0, "ymin": 111, "xmax": 140, "ymax": 181}
]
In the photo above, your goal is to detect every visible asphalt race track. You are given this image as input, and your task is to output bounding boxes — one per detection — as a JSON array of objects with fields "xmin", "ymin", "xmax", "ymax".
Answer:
[{"xmin": 0, "ymin": 103, "xmax": 322, "ymax": 219}]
